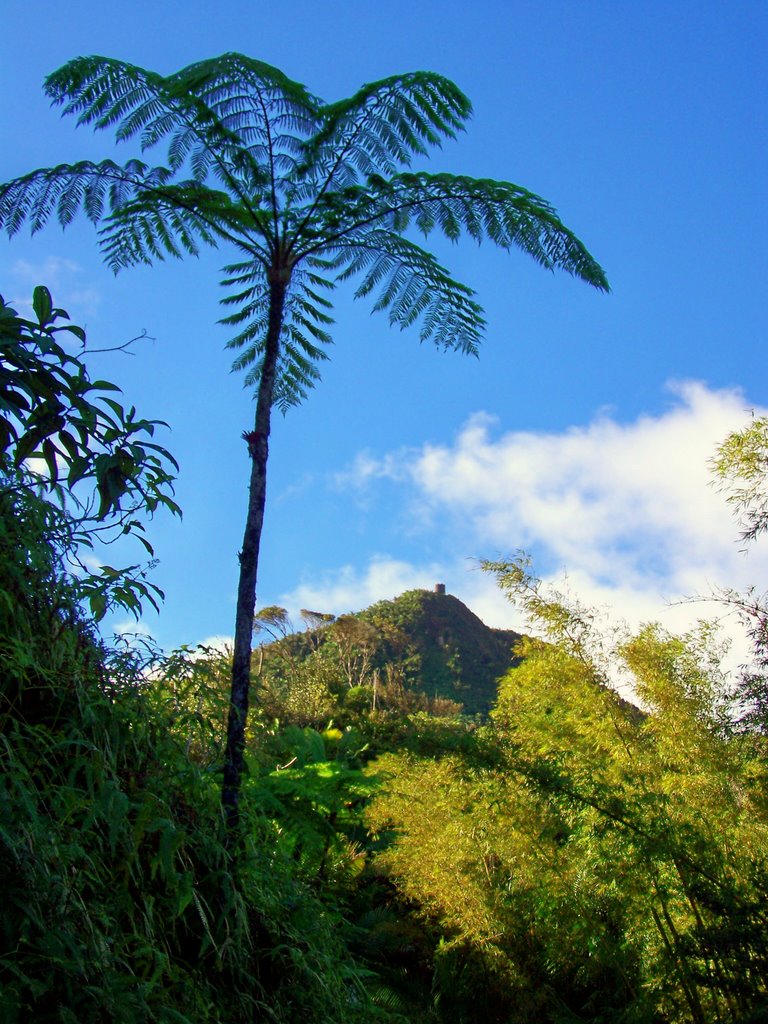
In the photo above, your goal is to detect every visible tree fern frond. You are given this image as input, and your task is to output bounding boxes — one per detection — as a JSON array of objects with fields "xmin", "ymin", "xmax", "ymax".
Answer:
[
  {"xmin": 166, "ymin": 122, "xmax": 198, "ymax": 172},
  {"xmin": 226, "ymin": 317, "xmax": 270, "ymax": 355},
  {"xmin": 218, "ymin": 286, "xmax": 258, "ymax": 309},
  {"xmin": 0, "ymin": 159, "xmax": 174, "ymax": 237},
  {"xmin": 284, "ymin": 332, "xmax": 328, "ymax": 368},
  {"xmin": 118, "ymin": 96, "xmax": 169, "ymax": 144},
  {"xmin": 173, "ymin": 54, "xmax": 320, "ymax": 134},
  {"xmin": 293, "ymin": 293, "xmax": 334, "ymax": 323},
  {"xmin": 336, "ymin": 230, "xmax": 484, "ymax": 354},
  {"xmin": 221, "ymin": 265, "xmax": 335, "ymax": 405},
  {"xmin": 220, "ymin": 297, "xmax": 269, "ymax": 326},
  {"xmin": 293, "ymin": 72, "xmax": 471, "ymax": 202},
  {"xmin": 307, "ymin": 171, "xmax": 609, "ymax": 291},
  {"xmin": 268, "ymin": 333, "xmax": 326, "ymax": 411},
  {"xmin": 221, "ymin": 256, "xmax": 264, "ymax": 278},
  {"xmin": 83, "ymin": 177, "xmax": 107, "ymax": 222},
  {"xmin": 98, "ymin": 187, "xmax": 227, "ymax": 270},
  {"xmin": 289, "ymin": 312, "xmax": 333, "ymax": 345},
  {"xmin": 57, "ymin": 178, "xmax": 83, "ymax": 228},
  {"xmin": 45, "ymin": 55, "xmax": 278, "ymax": 223},
  {"xmin": 163, "ymin": 54, "xmax": 320, "ymax": 200},
  {"xmin": 220, "ymin": 261, "xmax": 269, "ymax": 327},
  {"xmin": 45, "ymin": 56, "xmax": 163, "ymax": 134}
]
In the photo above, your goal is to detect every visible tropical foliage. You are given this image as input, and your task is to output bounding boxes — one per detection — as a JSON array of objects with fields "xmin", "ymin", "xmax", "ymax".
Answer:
[
  {"xmin": 0, "ymin": 285, "xmax": 180, "ymax": 619},
  {"xmin": 0, "ymin": 53, "xmax": 609, "ymax": 829},
  {"xmin": 251, "ymin": 588, "xmax": 522, "ymax": 727},
  {"xmin": 3, "ymin": 292, "xmax": 768, "ymax": 1021},
  {"xmin": 366, "ymin": 557, "xmax": 768, "ymax": 1023},
  {"xmin": 0, "ymin": 290, "xmax": 399, "ymax": 1023}
]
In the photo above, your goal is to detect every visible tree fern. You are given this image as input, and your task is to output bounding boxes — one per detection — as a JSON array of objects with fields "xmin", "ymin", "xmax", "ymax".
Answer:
[
  {"xmin": 0, "ymin": 52, "xmax": 609, "ymax": 835},
  {"xmin": 294, "ymin": 71, "xmax": 471, "ymax": 200}
]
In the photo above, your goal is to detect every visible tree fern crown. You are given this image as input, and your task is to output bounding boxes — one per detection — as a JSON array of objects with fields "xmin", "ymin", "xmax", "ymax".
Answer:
[{"xmin": 0, "ymin": 54, "xmax": 609, "ymax": 409}]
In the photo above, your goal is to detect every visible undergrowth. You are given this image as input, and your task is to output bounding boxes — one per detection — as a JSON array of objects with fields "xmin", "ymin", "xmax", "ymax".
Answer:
[{"xmin": 0, "ymin": 470, "xmax": 386, "ymax": 1024}]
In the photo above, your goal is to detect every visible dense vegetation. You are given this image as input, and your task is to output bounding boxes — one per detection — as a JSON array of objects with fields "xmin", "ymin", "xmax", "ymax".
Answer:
[
  {"xmin": 251, "ymin": 588, "xmax": 522, "ymax": 721},
  {"xmin": 0, "ymin": 290, "xmax": 391, "ymax": 1023},
  {"xmin": 0, "ymin": 54, "xmax": 608, "ymax": 831},
  {"xmin": 3, "ymin": 287, "xmax": 768, "ymax": 1022}
]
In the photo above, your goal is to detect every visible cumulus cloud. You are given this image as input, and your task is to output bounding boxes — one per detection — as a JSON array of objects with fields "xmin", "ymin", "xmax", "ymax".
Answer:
[
  {"xmin": 280, "ymin": 555, "xmax": 449, "ymax": 621},
  {"xmin": 333, "ymin": 449, "xmax": 410, "ymax": 489},
  {"xmin": 197, "ymin": 635, "xmax": 234, "ymax": 655},
  {"xmin": 112, "ymin": 620, "xmax": 154, "ymax": 641},
  {"xmin": 311, "ymin": 382, "xmax": 768, "ymax": 664},
  {"xmin": 10, "ymin": 256, "xmax": 101, "ymax": 317}
]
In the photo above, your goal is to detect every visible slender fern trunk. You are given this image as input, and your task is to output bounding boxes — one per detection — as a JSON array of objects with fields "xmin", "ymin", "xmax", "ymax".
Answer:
[{"xmin": 222, "ymin": 271, "xmax": 287, "ymax": 836}]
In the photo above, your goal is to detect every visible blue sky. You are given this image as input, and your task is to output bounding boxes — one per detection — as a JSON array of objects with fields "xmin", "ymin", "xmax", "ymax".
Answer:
[{"xmin": 2, "ymin": 0, "xmax": 767, "ymax": 653}]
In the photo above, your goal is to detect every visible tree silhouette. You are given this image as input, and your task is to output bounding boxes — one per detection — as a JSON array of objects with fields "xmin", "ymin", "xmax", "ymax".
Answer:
[{"xmin": 0, "ymin": 54, "xmax": 609, "ymax": 833}]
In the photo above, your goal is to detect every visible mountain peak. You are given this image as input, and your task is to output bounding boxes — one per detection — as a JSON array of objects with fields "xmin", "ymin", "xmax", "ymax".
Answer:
[{"xmin": 356, "ymin": 588, "xmax": 522, "ymax": 715}]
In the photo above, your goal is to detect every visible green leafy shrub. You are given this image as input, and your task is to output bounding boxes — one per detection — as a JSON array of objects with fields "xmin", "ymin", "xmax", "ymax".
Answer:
[{"xmin": 0, "ymin": 289, "xmax": 396, "ymax": 1023}]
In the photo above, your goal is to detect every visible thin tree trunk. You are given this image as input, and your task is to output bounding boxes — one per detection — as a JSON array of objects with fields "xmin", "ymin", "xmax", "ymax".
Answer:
[
  {"xmin": 651, "ymin": 879, "xmax": 707, "ymax": 1024},
  {"xmin": 222, "ymin": 273, "xmax": 287, "ymax": 838}
]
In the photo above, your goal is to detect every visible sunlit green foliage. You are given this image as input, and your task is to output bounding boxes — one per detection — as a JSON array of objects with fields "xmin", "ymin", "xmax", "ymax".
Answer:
[
  {"xmin": 712, "ymin": 417, "xmax": 768, "ymax": 546},
  {"xmin": 362, "ymin": 555, "xmax": 768, "ymax": 1023},
  {"xmin": 252, "ymin": 589, "xmax": 520, "ymax": 725}
]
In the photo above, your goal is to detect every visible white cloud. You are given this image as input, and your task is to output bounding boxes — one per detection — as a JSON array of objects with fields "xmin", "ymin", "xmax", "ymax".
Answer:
[
  {"xmin": 197, "ymin": 635, "xmax": 234, "ymax": 655},
  {"xmin": 333, "ymin": 449, "xmax": 410, "ymax": 489},
  {"xmin": 10, "ymin": 256, "xmax": 101, "ymax": 317},
  {"xmin": 318, "ymin": 382, "xmax": 768, "ymax": 670},
  {"xmin": 112, "ymin": 620, "xmax": 154, "ymax": 640},
  {"xmin": 409, "ymin": 382, "xmax": 752, "ymax": 567},
  {"xmin": 80, "ymin": 554, "xmax": 104, "ymax": 574},
  {"xmin": 280, "ymin": 555, "xmax": 448, "ymax": 621}
]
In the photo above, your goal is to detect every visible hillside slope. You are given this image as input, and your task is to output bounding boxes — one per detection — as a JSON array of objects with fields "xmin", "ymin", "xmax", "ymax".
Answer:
[
  {"xmin": 256, "ymin": 587, "xmax": 523, "ymax": 718},
  {"xmin": 358, "ymin": 588, "xmax": 522, "ymax": 715}
]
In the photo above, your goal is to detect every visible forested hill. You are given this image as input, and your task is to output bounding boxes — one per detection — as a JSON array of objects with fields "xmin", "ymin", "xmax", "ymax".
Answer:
[
  {"xmin": 357, "ymin": 588, "xmax": 523, "ymax": 715},
  {"xmin": 255, "ymin": 587, "xmax": 523, "ymax": 718}
]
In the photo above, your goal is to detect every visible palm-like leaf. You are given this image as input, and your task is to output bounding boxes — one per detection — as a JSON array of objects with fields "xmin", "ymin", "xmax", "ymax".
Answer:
[
  {"xmin": 294, "ymin": 72, "xmax": 471, "ymax": 198},
  {"xmin": 336, "ymin": 231, "xmax": 484, "ymax": 354},
  {"xmin": 1, "ymin": 54, "xmax": 608, "ymax": 403},
  {"xmin": 44, "ymin": 55, "xmax": 318, "ymax": 207},
  {"xmin": 165, "ymin": 54, "xmax": 320, "ymax": 183},
  {"xmin": 0, "ymin": 159, "xmax": 173, "ymax": 235},
  {"xmin": 222, "ymin": 257, "xmax": 336, "ymax": 410},
  {"xmin": 97, "ymin": 184, "xmax": 269, "ymax": 270},
  {"xmin": 305, "ymin": 171, "xmax": 610, "ymax": 290}
]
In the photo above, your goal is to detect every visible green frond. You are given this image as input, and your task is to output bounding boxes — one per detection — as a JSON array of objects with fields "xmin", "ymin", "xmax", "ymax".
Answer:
[
  {"xmin": 163, "ymin": 54, "xmax": 321, "ymax": 196},
  {"xmin": 97, "ymin": 184, "xmax": 230, "ymax": 271},
  {"xmin": 334, "ymin": 230, "xmax": 484, "ymax": 354},
  {"xmin": 309, "ymin": 171, "xmax": 610, "ymax": 291},
  {"xmin": 0, "ymin": 160, "xmax": 173, "ymax": 237},
  {"xmin": 83, "ymin": 176, "xmax": 107, "ymax": 222},
  {"xmin": 220, "ymin": 263, "xmax": 335, "ymax": 407},
  {"xmin": 293, "ymin": 72, "xmax": 471, "ymax": 199},
  {"xmin": 219, "ymin": 286, "xmax": 257, "ymax": 308},
  {"xmin": 220, "ymin": 297, "xmax": 266, "ymax": 327},
  {"xmin": 44, "ymin": 55, "xmax": 283, "ymax": 209},
  {"xmin": 171, "ymin": 53, "xmax": 320, "ymax": 131},
  {"xmin": 221, "ymin": 266, "xmax": 270, "ymax": 330},
  {"xmin": 221, "ymin": 257, "xmax": 264, "ymax": 281},
  {"xmin": 45, "ymin": 56, "xmax": 163, "ymax": 134}
]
